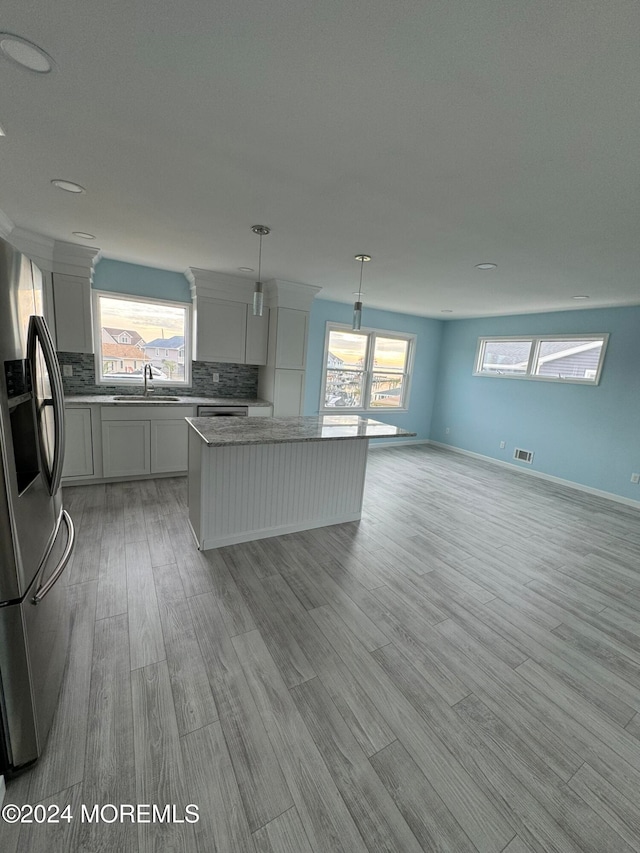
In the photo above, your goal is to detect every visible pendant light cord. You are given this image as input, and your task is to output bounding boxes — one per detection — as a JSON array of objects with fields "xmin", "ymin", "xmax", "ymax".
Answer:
[
  {"xmin": 357, "ymin": 257, "xmax": 364, "ymax": 302},
  {"xmin": 257, "ymin": 232, "xmax": 263, "ymax": 282}
]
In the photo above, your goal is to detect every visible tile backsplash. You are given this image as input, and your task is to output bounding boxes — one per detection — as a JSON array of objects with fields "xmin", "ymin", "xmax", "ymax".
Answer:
[{"xmin": 58, "ymin": 352, "xmax": 259, "ymax": 398}]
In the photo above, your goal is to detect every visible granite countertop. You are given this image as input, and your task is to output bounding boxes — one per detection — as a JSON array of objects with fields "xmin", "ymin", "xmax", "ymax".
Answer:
[
  {"xmin": 186, "ymin": 415, "xmax": 417, "ymax": 447},
  {"xmin": 64, "ymin": 394, "xmax": 272, "ymax": 407}
]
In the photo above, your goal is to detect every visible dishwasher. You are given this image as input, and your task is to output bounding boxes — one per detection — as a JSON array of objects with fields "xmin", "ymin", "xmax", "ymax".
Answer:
[{"xmin": 196, "ymin": 406, "xmax": 249, "ymax": 417}]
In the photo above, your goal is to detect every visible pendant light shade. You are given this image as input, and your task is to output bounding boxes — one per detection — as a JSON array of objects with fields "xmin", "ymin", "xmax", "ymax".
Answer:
[
  {"xmin": 251, "ymin": 225, "xmax": 270, "ymax": 316},
  {"xmin": 352, "ymin": 254, "xmax": 371, "ymax": 331}
]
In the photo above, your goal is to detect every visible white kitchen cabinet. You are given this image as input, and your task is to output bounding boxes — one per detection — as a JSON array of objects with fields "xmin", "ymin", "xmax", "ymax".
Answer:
[
  {"xmin": 63, "ymin": 408, "xmax": 94, "ymax": 478},
  {"xmin": 102, "ymin": 420, "xmax": 151, "ymax": 478},
  {"xmin": 52, "ymin": 273, "xmax": 93, "ymax": 353},
  {"xmin": 196, "ymin": 297, "xmax": 246, "ymax": 363},
  {"xmin": 150, "ymin": 419, "xmax": 189, "ymax": 473},
  {"xmin": 273, "ymin": 370, "xmax": 306, "ymax": 416},
  {"xmin": 274, "ymin": 308, "xmax": 308, "ymax": 369},
  {"xmin": 196, "ymin": 296, "xmax": 269, "ymax": 365},
  {"xmin": 245, "ymin": 310, "xmax": 269, "ymax": 365},
  {"xmin": 101, "ymin": 405, "xmax": 195, "ymax": 478}
]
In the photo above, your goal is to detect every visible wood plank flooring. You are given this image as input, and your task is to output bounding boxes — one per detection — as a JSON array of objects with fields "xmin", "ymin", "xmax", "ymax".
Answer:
[{"xmin": 3, "ymin": 444, "xmax": 640, "ymax": 852}]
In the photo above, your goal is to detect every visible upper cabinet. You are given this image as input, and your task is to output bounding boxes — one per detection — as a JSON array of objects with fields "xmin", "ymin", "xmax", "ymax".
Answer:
[
  {"xmin": 188, "ymin": 268, "xmax": 270, "ymax": 365},
  {"xmin": 51, "ymin": 240, "xmax": 99, "ymax": 353},
  {"xmin": 53, "ymin": 273, "xmax": 94, "ymax": 353},
  {"xmin": 272, "ymin": 307, "xmax": 308, "ymax": 369},
  {"xmin": 195, "ymin": 296, "xmax": 269, "ymax": 364}
]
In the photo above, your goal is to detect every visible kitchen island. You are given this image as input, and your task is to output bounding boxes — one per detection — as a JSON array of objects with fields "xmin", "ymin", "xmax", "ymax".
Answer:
[{"xmin": 186, "ymin": 415, "xmax": 416, "ymax": 549}]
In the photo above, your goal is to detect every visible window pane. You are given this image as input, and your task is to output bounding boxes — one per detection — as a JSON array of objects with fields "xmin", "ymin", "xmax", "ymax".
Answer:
[
  {"xmin": 370, "ymin": 373, "xmax": 405, "ymax": 407},
  {"xmin": 534, "ymin": 339, "xmax": 604, "ymax": 380},
  {"xmin": 324, "ymin": 370, "xmax": 364, "ymax": 408},
  {"xmin": 373, "ymin": 337, "xmax": 409, "ymax": 373},
  {"xmin": 98, "ymin": 295, "xmax": 188, "ymax": 383},
  {"xmin": 478, "ymin": 340, "xmax": 532, "ymax": 374},
  {"xmin": 327, "ymin": 330, "xmax": 367, "ymax": 371}
]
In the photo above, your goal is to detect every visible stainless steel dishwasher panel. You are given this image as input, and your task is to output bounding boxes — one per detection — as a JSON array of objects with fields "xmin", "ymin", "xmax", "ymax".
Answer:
[{"xmin": 196, "ymin": 406, "xmax": 249, "ymax": 417}]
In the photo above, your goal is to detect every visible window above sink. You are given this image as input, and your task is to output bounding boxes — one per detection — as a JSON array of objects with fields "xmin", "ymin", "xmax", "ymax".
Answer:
[{"xmin": 93, "ymin": 291, "xmax": 192, "ymax": 387}]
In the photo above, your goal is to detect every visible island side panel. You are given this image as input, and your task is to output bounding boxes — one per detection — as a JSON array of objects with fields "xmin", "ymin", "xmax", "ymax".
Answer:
[
  {"xmin": 188, "ymin": 426, "xmax": 203, "ymax": 544},
  {"xmin": 198, "ymin": 438, "xmax": 369, "ymax": 549}
]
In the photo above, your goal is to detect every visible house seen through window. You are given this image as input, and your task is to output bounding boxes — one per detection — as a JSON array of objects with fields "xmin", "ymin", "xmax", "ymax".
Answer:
[
  {"xmin": 93, "ymin": 292, "xmax": 191, "ymax": 386},
  {"xmin": 321, "ymin": 325, "xmax": 414, "ymax": 411}
]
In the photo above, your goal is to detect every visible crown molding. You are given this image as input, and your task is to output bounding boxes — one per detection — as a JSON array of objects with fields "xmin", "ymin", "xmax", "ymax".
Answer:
[
  {"xmin": 0, "ymin": 208, "xmax": 14, "ymax": 239},
  {"xmin": 10, "ymin": 227, "xmax": 55, "ymax": 270},
  {"xmin": 52, "ymin": 239, "xmax": 100, "ymax": 278},
  {"xmin": 187, "ymin": 268, "xmax": 256, "ymax": 304},
  {"xmin": 264, "ymin": 279, "xmax": 322, "ymax": 311}
]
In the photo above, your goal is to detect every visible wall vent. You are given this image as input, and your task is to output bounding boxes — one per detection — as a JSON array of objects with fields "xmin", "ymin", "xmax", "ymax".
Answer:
[{"xmin": 513, "ymin": 448, "xmax": 534, "ymax": 464}]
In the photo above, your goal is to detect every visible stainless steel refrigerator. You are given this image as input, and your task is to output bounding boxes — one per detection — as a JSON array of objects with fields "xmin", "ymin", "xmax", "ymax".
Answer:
[{"xmin": 0, "ymin": 237, "xmax": 75, "ymax": 776}]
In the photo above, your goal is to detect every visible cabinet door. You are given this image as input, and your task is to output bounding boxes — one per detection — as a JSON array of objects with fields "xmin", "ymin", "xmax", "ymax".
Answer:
[
  {"xmin": 102, "ymin": 420, "xmax": 150, "ymax": 477},
  {"xmin": 273, "ymin": 369, "xmax": 305, "ymax": 416},
  {"xmin": 245, "ymin": 308, "xmax": 269, "ymax": 365},
  {"xmin": 196, "ymin": 297, "xmax": 246, "ymax": 363},
  {"xmin": 275, "ymin": 308, "xmax": 308, "ymax": 369},
  {"xmin": 150, "ymin": 420, "xmax": 189, "ymax": 473},
  {"xmin": 52, "ymin": 274, "xmax": 93, "ymax": 353},
  {"xmin": 63, "ymin": 408, "xmax": 94, "ymax": 478}
]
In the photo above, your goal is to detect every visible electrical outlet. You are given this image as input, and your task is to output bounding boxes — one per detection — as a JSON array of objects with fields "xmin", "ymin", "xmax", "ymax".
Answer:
[
  {"xmin": 631, "ymin": 473, "xmax": 640, "ymax": 484},
  {"xmin": 212, "ymin": 372, "xmax": 219, "ymax": 383},
  {"xmin": 499, "ymin": 440, "xmax": 506, "ymax": 449},
  {"xmin": 445, "ymin": 427, "xmax": 450, "ymax": 435},
  {"xmin": 62, "ymin": 364, "xmax": 73, "ymax": 377}
]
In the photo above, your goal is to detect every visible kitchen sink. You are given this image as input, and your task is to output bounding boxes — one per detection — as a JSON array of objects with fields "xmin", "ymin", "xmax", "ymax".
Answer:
[{"xmin": 113, "ymin": 395, "xmax": 182, "ymax": 402}]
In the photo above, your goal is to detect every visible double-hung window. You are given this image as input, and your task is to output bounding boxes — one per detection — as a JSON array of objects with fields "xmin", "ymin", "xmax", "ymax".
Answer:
[
  {"xmin": 93, "ymin": 291, "xmax": 192, "ymax": 386},
  {"xmin": 474, "ymin": 334, "xmax": 609, "ymax": 384},
  {"xmin": 320, "ymin": 324, "xmax": 414, "ymax": 412}
]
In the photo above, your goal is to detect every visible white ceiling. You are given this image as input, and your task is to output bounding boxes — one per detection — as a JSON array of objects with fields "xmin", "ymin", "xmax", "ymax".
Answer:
[{"xmin": 1, "ymin": 1, "xmax": 639, "ymax": 318}]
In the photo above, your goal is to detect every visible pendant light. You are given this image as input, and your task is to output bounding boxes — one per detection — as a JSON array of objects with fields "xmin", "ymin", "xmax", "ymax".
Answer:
[
  {"xmin": 352, "ymin": 254, "xmax": 371, "ymax": 331},
  {"xmin": 251, "ymin": 225, "xmax": 270, "ymax": 316}
]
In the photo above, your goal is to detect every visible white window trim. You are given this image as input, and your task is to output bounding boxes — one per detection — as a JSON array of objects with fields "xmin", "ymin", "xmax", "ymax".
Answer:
[
  {"xmin": 92, "ymin": 290, "xmax": 192, "ymax": 387},
  {"xmin": 319, "ymin": 322, "xmax": 415, "ymax": 414},
  {"xmin": 473, "ymin": 333, "xmax": 609, "ymax": 385}
]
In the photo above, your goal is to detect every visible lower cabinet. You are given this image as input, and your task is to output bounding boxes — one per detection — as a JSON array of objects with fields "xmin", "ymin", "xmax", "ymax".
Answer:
[
  {"xmin": 63, "ymin": 407, "xmax": 95, "ymax": 478},
  {"xmin": 102, "ymin": 420, "xmax": 151, "ymax": 478},
  {"xmin": 150, "ymin": 420, "xmax": 189, "ymax": 473},
  {"xmin": 101, "ymin": 406, "xmax": 194, "ymax": 478}
]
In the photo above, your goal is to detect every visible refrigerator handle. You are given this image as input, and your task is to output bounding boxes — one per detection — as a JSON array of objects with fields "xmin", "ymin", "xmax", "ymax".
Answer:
[
  {"xmin": 27, "ymin": 315, "xmax": 66, "ymax": 496},
  {"xmin": 31, "ymin": 511, "xmax": 75, "ymax": 605}
]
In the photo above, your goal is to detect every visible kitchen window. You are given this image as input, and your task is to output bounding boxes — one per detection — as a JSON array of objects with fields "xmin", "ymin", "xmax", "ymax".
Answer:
[
  {"xmin": 93, "ymin": 291, "xmax": 192, "ymax": 386},
  {"xmin": 474, "ymin": 334, "xmax": 609, "ymax": 384},
  {"xmin": 320, "ymin": 324, "xmax": 414, "ymax": 412}
]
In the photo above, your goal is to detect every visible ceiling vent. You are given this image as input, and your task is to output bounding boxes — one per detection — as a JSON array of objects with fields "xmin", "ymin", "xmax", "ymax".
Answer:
[{"xmin": 513, "ymin": 448, "xmax": 534, "ymax": 464}]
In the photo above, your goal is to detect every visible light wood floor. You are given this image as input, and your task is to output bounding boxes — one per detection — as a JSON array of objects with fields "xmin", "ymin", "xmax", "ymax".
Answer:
[{"xmin": 3, "ymin": 444, "xmax": 640, "ymax": 852}]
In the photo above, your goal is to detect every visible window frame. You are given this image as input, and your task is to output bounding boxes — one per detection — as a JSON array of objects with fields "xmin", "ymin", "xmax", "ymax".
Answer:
[
  {"xmin": 319, "ymin": 322, "xmax": 415, "ymax": 413},
  {"xmin": 92, "ymin": 290, "xmax": 192, "ymax": 387},
  {"xmin": 473, "ymin": 333, "xmax": 609, "ymax": 385}
]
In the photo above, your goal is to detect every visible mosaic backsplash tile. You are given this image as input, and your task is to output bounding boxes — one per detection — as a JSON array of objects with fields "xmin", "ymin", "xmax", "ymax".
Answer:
[{"xmin": 58, "ymin": 352, "xmax": 259, "ymax": 398}]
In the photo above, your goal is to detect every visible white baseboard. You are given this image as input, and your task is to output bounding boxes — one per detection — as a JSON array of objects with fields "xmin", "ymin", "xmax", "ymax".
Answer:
[
  {"xmin": 200, "ymin": 512, "xmax": 363, "ymax": 550},
  {"xmin": 428, "ymin": 440, "xmax": 640, "ymax": 510},
  {"xmin": 369, "ymin": 439, "xmax": 431, "ymax": 449}
]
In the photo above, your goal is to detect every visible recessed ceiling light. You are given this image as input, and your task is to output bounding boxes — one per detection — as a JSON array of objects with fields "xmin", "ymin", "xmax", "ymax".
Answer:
[
  {"xmin": 72, "ymin": 231, "xmax": 96, "ymax": 240},
  {"xmin": 441, "ymin": 309, "xmax": 453, "ymax": 313},
  {"xmin": 238, "ymin": 267, "xmax": 254, "ymax": 272},
  {"xmin": 572, "ymin": 295, "xmax": 589, "ymax": 300},
  {"xmin": 0, "ymin": 33, "xmax": 54, "ymax": 73},
  {"xmin": 475, "ymin": 263, "xmax": 497, "ymax": 270},
  {"xmin": 51, "ymin": 179, "xmax": 85, "ymax": 193}
]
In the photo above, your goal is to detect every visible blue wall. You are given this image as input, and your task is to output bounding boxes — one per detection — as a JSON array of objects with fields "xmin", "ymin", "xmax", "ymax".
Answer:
[
  {"xmin": 431, "ymin": 306, "xmax": 640, "ymax": 501},
  {"xmin": 93, "ymin": 258, "xmax": 191, "ymax": 303},
  {"xmin": 304, "ymin": 298, "xmax": 443, "ymax": 443}
]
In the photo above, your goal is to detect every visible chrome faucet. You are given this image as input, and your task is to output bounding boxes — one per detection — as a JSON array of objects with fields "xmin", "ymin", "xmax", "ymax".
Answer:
[{"xmin": 143, "ymin": 364, "xmax": 154, "ymax": 396}]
